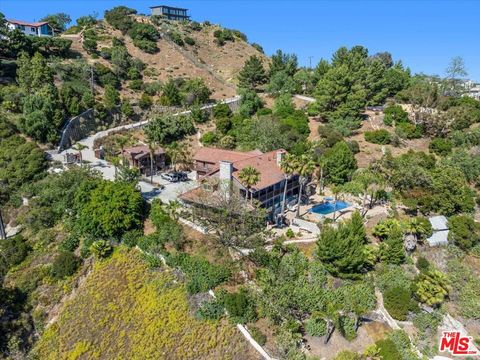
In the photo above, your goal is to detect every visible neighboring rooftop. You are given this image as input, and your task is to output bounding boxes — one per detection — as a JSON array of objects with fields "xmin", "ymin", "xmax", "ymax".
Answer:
[
  {"xmin": 429, "ymin": 215, "xmax": 448, "ymax": 231},
  {"xmin": 7, "ymin": 19, "xmax": 49, "ymax": 27},
  {"xmin": 123, "ymin": 144, "xmax": 164, "ymax": 159}
]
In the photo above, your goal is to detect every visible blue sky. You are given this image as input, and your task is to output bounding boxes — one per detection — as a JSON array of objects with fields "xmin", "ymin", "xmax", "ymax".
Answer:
[{"xmin": 1, "ymin": 0, "xmax": 479, "ymax": 80}]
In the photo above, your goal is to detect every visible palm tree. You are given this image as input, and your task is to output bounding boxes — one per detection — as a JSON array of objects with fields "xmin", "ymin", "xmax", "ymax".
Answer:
[
  {"xmin": 146, "ymin": 140, "xmax": 156, "ymax": 184},
  {"xmin": 238, "ymin": 166, "xmax": 261, "ymax": 203},
  {"xmin": 352, "ymin": 169, "xmax": 380, "ymax": 217},
  {"xmin": 72, "ymin": 143, "xmax": 88, "ymax": 167},
  {"xmin": 294, "ymin": 154, "xmax": 315, "ymax": 218},
  {"xmin": 331, "ymin": 184, "xmax": 342, "ymax": 222},
  {"xmin": 280, "ymin": 153, "xmax": 296, "ymax": 224},
  {"xmin": 163, "ymin": 200, "xmax": 181, "ymax": 220},
  {"xmin": 167, "ymin": 142, "xmax": 192, "ymax": 171},
  {"xmin": 116, "ymin": 135, "xmax": 130, "ymax": 160}
]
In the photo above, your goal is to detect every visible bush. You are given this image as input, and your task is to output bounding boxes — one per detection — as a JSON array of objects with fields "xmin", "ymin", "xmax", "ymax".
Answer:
[
  {"xmin": 59, "ymin": 234, "xmax": 80, "ymax": 252},
  {"xmin": 128, "ymin": 79, "xmax": 143, "ymax": 90},
  {"xmin": 190, "ymin": 106, "xmax": 210, "ymax": 124},
  {"xmin": 383, "ymin": 286, "xmax": 411, "ymax": 320},
  {"xmin": 220, "ymin": 288, "xmax": 257, "ymax": 324},
  {"xmin": 104, "ymin": 6, "xmax": 136, "ymax": 33},
  {"xmin": 256, "ymin": 108, "xmax": 272, "ymax": 116},
  {"xmin": 166, "ymin": 253, "xmax": 231, "ymax": 294},
  {"xmin": 395, "ymin": 122, "xmax": 423, "ymax": 139},
  {"xmin": 121, "ymin": 229, "xmax": 143, "ymax": 248},
  {"xmin": 132, "ymin": 39, "xmax": 158, "ymax": 54},
  {"xmin": 338, "ymin": 315, "xmax": 357, "ymax": 341},
  {"xmin": 184, "ymin": 36, "xmax": 195, "ymax": 46},
  {"xmin": 143, "ymin": 81, "xmax": 162, "ymax": 96},
  {"xmin": 0, "ymin": 235, "xmax": 31, "ymax": 271},
  {"xmin": 286, "ymin": 228, "xmax": 295, "ymax": 238},
  {"xmin": 416, "ymin": 256, "xmax": 431, "ymax": 272},
  {"xmin": 429, "ymin": 137, "xmax": 453, "ymax": 156},
  {"xmin": 170, "ymin": 32, "xmax": 184, "ymax": 46},
  {"xmin": 448, "ymin": 215, "xmax": 480, "ymax": 251},
  {"xmin": 90, "ymin": 240, "xmax": 113, "ymax": 259},
  {"xmin": 249, "ymin": 326, "xmax": 267, "ymax": 346},
  {"xmin": 51, "ymin": 251, "xmax": 81, "ymax": 279},
  {"xmin": 376, "ymin": 338, "xmax": 401, "ymax": 360},
  {"xmin": 139, "ymin": 93, "xmax": 153, "ymax": 109},
  {"xmin": 364, "ymin": 129, "xmax": 391, "ymax": 144},
  {"xmin": 213, "ymin": 103, "xmax": 232, "ymax": 119},
  {"xmin": 196, "ymin": 299, "xmax": 224, "ymax": 320},
  {"xmin": 383, "ymin": 105, "xmax": 408, "ymax": 126},
  {"xmin": 200, "ymin": 131, "xmax": 219, "ymax": 145},
  {"xmin": 305, "ymin": 317, "xmax": 327, "ymax": 337}
]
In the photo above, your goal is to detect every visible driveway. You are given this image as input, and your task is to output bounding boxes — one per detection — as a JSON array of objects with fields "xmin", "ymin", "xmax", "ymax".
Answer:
[{"xmin": 51, "ymin": 136, "xmax": 198, "ymax": 203}]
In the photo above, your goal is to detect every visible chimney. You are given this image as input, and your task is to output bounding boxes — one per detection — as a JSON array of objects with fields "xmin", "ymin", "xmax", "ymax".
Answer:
[
  {"xmin": 276, "ymin": 150, "xmax": 285, "ymax": 167},
  {"xmin": 219, "ymin": 161, "xmax": 232, "ymax": 197}
]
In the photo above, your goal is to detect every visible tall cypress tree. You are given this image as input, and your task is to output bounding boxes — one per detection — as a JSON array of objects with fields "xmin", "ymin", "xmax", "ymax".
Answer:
[{"xmin": 238, "ymin": 55, "xmax": 267, "ymax": 90}]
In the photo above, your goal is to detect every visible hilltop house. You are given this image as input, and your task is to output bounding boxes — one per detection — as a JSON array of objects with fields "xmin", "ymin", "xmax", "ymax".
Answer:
[
  {"xmin": 181, "ymin": 147, "xmax": 300, "ymax": 222},
  {"xmin": 122, "ymin": 145, "xmax": 166, "ymax": 176},
  {"xmin": 150, "ymin": 5, "xmax": 190, "ymax": 20},
  {"xmin": 6, "ymin": 19, "xmax": 54, "ymax": 37}
]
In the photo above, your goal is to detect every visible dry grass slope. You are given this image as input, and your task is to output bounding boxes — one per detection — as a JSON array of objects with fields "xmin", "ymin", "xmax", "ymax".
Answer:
[{"xmin": 32, "ymin": 248, "xmax": 250, "ymax": 360}]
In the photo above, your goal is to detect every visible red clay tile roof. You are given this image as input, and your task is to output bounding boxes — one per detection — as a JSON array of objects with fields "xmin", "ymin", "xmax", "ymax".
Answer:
[
  {"xmin": 7, "ymin": 19, "xmax": 49, "ymax": 27},
  {"xmin": 231, "ymin": 150, "xmax": 287, "ymax": 190},
  {"xmin": 194, "ymin": 147, "xmax": 287, "ymax": 190},
  {"xmin": 194, "ymin": 147, "xmax": 262, "ymax": 164}
]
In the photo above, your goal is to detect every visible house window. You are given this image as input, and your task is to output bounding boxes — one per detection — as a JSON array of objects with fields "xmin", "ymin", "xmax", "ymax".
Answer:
[
  {"xmin": 20, "ymin": 25, "xmax": 25, "ymax": 30},
  {"xmin": 31, "ymin": 27, "xmax": 36, "ymax": 32}
]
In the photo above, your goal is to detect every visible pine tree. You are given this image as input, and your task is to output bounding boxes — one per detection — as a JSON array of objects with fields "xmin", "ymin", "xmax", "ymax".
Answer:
[
  {"xmin": 317, "ymin": 211, "xmax": 367, "ymax": 278},
  {"xmin": 380, "ymin": 226, "xmax": 405, "ymax": 265},
  {"xmin": 238, "ymin": 55, "xmax": 267, "ymax": 90},
  {"xmin": 323, "ymin": 141, "xmax": 357, "ymax": 185}
]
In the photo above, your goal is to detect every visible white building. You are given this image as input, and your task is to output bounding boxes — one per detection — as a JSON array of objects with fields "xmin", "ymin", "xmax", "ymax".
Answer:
[
  {"xmin": 426, "ymin": 216, "xmax": 449, "ymax": 246},
  {"xmin": 6, "ymin": 19, "xmax": 54, "ymax": 37}
]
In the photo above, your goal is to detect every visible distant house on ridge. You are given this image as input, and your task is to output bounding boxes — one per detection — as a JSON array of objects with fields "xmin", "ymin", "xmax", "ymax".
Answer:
[
  {"xmin": 6, "ymin": 19, "xmax": 55, "ymax": 36},
  {"xmin": 149, "ymin": 5, "xmax": 190, "ymax": 20}
]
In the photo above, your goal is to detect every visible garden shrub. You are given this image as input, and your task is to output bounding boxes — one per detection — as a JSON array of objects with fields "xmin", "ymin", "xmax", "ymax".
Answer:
[
  {"xmin": 139, "ymin": 93, "xmax": 153, "ymax": 109},
  {"xmin": 200, "ymin": 131, "xmax": 219, "ymax": 146},
  {"xmin": 338, "ymin": 315, "xmax": 357, "ymax": 341},
  {"xmin": 170, "ymin": 32, "xmax": 184, "ymax": 46},
  {"xmin": 376, "ymin": 338, "xmax": 401, "ymax": 360},
  {"xmin": 184, "ymin": 36, "xmax": 195, "ymax": 46},
  {"xmin": 59, "ymin": 234, "xmax": 80, "ymax": 252},
  {"xmin": 90, "ymin": 240, "xmax": 113, "ymax": 259},
  {"xmin": 51, "ymin": 251, "xmax": 81, "ymax": 279},
  {"xmin": 121, "ymin": 229, "xmax": 143, "ymax": 248},
  {"xmin": 143, "ymin": 81, "xmax": 162, "ymax": 96},
  {"xmin": 256, "ymin": 108, "xmax": 272, "ymax": 116},
  {"xmin": 249, "ymin": 326, "xmax": 267, "ymax": 346},
  {"xmin": 448, "ymin": 215, "xmax": 480, "ymax": 251},
  {"xmin": 413, "ymin": 311, "xmax": 442, "ymax": 337},
  {"xmin": 190, "ymin": 106, "xmax": 210, "ymax": 124},
  {"xmin": 196, "ymin": 299, "xmax": 224, "ymax": 320},
  {"xmin": 166, "ymin": 253, "xmax": 231, "ymax": 294},
  {"xmin": 213, "ymin": 103, "xmax": 232, "ymax": 119},
  {"xmin": 286, "ymin": 228, "xmax": 295, "ymax": 238},
  {"xmin": 128, "ymin": 79, "xmax": 143, "ymax": 90},
  {"xmin": 395, "ymin": 122, "xmax": 423, "ymax": 139},
  {"xmin": 383, "ymin": 105, "xmax": 408, "ymax": 126},
  {"xmin": 416, "ymin": 256, "xmax": 431, "ymax": 272},
  {"xmin": 364, "ymin": 129, "xmax": 391, "ymax": 144},
  {"xmin": 305, "ymin": 316, "xmax": 327, "ymax": 337},
  {"xmin": 0, "ymin": 235, "xmax": 31, "ymax": 270},
  {"xmin": 220, "ymin": 288, "xmax": 257, "ymax": 324},
  {"xmin": 429, "ymin": 137, "xmax": 453, "ymax": 156},
  {"xmin": 383, "ymin": 286, "xmax": 411, "ymax": 320}
]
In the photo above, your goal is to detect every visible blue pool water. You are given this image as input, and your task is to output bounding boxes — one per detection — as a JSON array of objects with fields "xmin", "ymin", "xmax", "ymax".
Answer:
[{"xmin": 310, "ymin": 201, "xmax": 351, "ymax": 215}]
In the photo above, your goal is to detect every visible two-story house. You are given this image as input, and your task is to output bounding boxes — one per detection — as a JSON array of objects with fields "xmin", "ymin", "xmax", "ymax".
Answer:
[
  {"xmin": 6, "ymin": 19, "xmax": 54, "ymax": 36},
  {"xmin": 182, "ymin": 147, "xmax": 300, "ymax": 223},
  {"xmin": 122, "ymin": 145, "xmax": 166, "ymax": 176}
]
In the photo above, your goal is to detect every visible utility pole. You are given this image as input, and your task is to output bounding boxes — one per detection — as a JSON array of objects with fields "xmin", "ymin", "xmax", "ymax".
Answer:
[
  {"xmin": 308, "ymin": 56, "xmax": 314, "ymax": 70},
  {"xmin": 0, "ymin": 208, "xmax": 6, "ymax": 240}
]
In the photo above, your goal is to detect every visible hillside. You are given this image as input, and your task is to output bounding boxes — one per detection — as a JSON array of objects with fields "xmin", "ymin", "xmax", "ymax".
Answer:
[
  {"xmin": 32, "ymin": 248, "xmax": 256, "ymax": 360},
  {"xmin": 64, "ymin": 15, "xmax": 267, "ymax": 101}
]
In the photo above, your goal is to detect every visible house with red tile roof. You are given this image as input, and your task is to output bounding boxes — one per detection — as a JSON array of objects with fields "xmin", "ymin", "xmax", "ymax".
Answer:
[
  {"xmin": 182, "ymin": 147, "xmax": 301, "ymax": 222},
  {"xmin": 6, "ymin": 19, "xmax": 55, "ymax": 37}
]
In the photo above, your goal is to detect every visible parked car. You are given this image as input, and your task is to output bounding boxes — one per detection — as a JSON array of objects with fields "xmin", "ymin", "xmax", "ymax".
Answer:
[
  {"xmin": 161, "ymin": 172, "xmax": 189, "ymax": 182},
  {"xmin": 160, "ymin": 173, "xmax": 180, "ymax": 182}
]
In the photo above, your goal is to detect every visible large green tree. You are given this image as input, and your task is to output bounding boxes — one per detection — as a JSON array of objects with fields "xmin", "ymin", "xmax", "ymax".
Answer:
[
  {"xmin": 238, "ymin": 55, "xmax": 267, "ymax": 90},
  {"xmin": 74, "ymin": 180, "xmax": 143, "ymax": 238},
  {"xmin": 317, "ymin": 211, "xmax": 368, "ymax": 278},
  {"xmin": 323, "ymin": 141, "xmax": 357, "ymax": 185}
]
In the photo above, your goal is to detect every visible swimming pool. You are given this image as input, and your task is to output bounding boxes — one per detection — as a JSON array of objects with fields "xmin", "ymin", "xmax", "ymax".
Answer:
[{"xmin": 310, "ymin": 201, "xmax": 351, "ymax": 215}]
